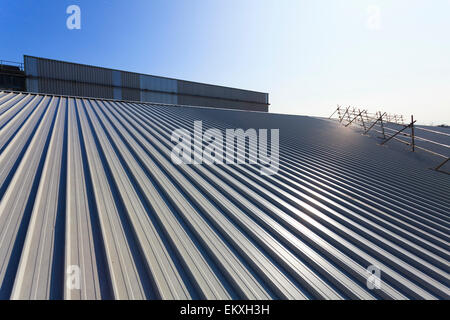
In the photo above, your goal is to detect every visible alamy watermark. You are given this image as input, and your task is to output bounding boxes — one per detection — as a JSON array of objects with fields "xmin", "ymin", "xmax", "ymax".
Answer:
[
  {"xmin": 367, "ymin": 5, "xmax": 381, "ymax": 31},
  {"xmin": 66, "ymin": 5, "xmax": 81, "ymax": 30},
  {"xmin": 171, "ymin": 121, "xmax": 279, "ymax": 176},
  {"xmin": 66, "ymin": 265, "xmax": 81, "ymax": 290},
  {"xmin": 366, "ymin": 264, "xmax": 381, "ymax": 289}
]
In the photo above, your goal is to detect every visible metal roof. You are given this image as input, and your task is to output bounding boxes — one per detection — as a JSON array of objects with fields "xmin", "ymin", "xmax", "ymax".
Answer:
[{"xmin": 0, "ymin": 90, "xmax": 449, "ymax": 300}]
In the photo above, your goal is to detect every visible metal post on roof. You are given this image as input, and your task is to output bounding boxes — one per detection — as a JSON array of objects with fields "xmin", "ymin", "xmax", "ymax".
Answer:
[
  {"xmin": 340, "ymin": 106, "xmax": 350, "ymax": 123},
  {"xmin": 364, "ymin": 112, "xmax": 386, "ymax": 135},
  {"xmin": 359, "ymin": 109, "xmax": 367, "ymax": 131},
  {"xmin": 329, "ymin": 106, "xmax": 449, "ymax": 175},
  {"xmin": 329, "ymin": 105, "xmax": 340, "ymax": 119},
  {"xmin": 379, "ymin": 112, "xmax": 386, "ymax": 139},
  {"xmin": 411, "ymin": 115, "xmax": 415, "ymax": 152},
  {"xmin": 435, "ymin": 157, "xmax": 450, "ymax": 173},
  {"xmin": 345, "ymin": 109, "xmax": 365, "ymax": 127},
  {"xmin": 381, "ymin": 119, "xmax": 417, "ymax": 146},
  {"xmin": 347, "ymin": 107, "xmax": 353, "ymax": 123}
]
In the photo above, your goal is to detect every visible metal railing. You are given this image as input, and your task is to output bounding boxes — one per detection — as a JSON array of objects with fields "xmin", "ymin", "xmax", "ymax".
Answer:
[
  {"xmin": 0, "ymin": 60, "xmax": 24, "ymax": 71},
  {"xmin": 329, "ymin": 105, "xmax": 450, "ymax": 174}
]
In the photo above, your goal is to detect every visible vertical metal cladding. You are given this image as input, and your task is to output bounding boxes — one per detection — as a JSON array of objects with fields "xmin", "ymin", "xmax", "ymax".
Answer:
[
  {"xmin": 140, "ymin": 91, "xmax": 177, "ymax": 105},
  {"xmin": 177, "ymin": 80, "xmax": 268, "ymax": 104},
  {"xmin": 37, "ymin": 79, "xmax": 114, "ymax": 99},
  {"xmin": 23, "ymin": 56, "xmax": 269, "ymax": 111},
  {"xmin": 139, "ymin": 74, "xmax": 177, "ymax": 93},
  {"xmin": 140, "ymin": 75, "xmax": 177, "ymax": 104},
  {"xmin": 120, "ymin": 70, "xmax": 140, "ymax": 101},
  {"xmin": 112, "ymin": 70, "xmax": 122, "ymax": 100},
  {"xmin": 178, "ymin": 95, "xmax": 268, "ymax": 112},
  {"xmin": 120, "ymin": 71, "xmax": 140, "ymax": 88},
  {"xmin": 36, "ymin": 57, "xmax": 113, "ymax": 85},
  {"xmin": 121, "ymin": 88, "xmax": 140, "ymax": 102},
  {"xmin": 24, "ymin": 56, "xmax": 114, "ymax": 99},
  {"xmin": 24, "ymin": 56, "xmax": 39, "ymax": 93}
]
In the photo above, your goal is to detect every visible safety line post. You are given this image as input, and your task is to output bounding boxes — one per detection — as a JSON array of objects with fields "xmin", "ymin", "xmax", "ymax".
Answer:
[
  {"xmin": 381, "ymin": 119, "xmax": 417, "ymax": 146},
  {"xmin": 345, "ymin": 109, "xmax": 365, "ymax": 127},
  {"xmin": 347, "ymin": 107, "xmax": 353, "ymax": 123},
  {"xmin": 329, "ymin": 105, "xmax": 340, "ymax": 119},
  {"xmin": 364, "ymin": 112, "xmax": 386, "ymax": 135},
  {"xmin": 435, "ymin": 157, "xmax": 450, "ymax": 172},
  {"xmin": 379, "ymin": 112, "xmax": 386, "ymax": 139},
  {"xmin": 411, "ymin": 115, "xmax": 415, "ymax": 152},
  {"xmin": 340, "ymin": 106, "xmax": 351, "ymax": 123},
  {"xmin": 359, "ymin": 109, "xmax": 367, "ymax": 131}
]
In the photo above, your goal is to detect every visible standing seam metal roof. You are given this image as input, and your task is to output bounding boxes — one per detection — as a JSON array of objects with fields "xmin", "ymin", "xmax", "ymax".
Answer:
[{"xmin": 0, "ymin": 91, "xmax": 449, "ymax": 300}]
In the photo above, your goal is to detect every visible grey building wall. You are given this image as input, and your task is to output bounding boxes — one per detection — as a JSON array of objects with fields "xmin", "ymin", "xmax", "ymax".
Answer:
[
  {"xmin": 112, "ymin": 70, "xmax": 122, "ymax": 100},
  {"xmin": 177, "ymin": 80, "xmax": 268, "ymax": 104},
  {"xmin": 140, "ymin": 74, "xmax": 178, "ymax": 104},
  {"xmin": 23, "ymin": 55, "xmax": 269, "ymax": 111},
  {"xmin": 24, "ymin": 56, "xmax": 39, "ymax": 93},
  {"xmin": 178, "ymin": 95, "xmax": 268, "ymax": 112},
  {"xmin": 24, "ymin": 55, "xmax": 114, "ymax": 99}
]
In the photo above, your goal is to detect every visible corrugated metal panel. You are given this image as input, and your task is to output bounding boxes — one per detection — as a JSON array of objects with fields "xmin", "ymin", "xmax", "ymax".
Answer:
[
  {"xmin": 113, "ymin": 87, "xmax": 122, "ymax": 101},
  {"xmin": 24, "ymin": 57, "xmax": 39, "ymax": 93},
  {"xmin": 25, "ymin": 79, "xmax": 39, "ymax": 93},
  {"xmin": 112, "ymin": 71, "xmax": 122, "ymax": 87},
  {"xmin": 24, "ymin": 56, "xmax": 38, "ymax": 77},
  {"xmin": 141, "ymin": 91, "xmax": 177, "ymax": 105},
  {"xmin": 37, "ymin": 79, "xmax": 114, "ymax": 100},
  {"xmin": 30, "ymin": 56, "xmax": 113, "ymax": 85},
  {"xmin": 23, "ymin": 57, "xmax": 269, "ymax": 111},
  {"xmin": 178, "ymin": 95, "xmax": 268, "ymax": 112},
  {"xmin": 0, "ymin": 91, "xmax": 448, "ymax": 300},
  {"xmin": 140, "ymin": 75, "xmax": 177, "ymax": 94},
  {"xmin": 121, "ymin": 71, "xmax": 140, "ymax": 89},
  {"xmin": 121, "ymin": 88, "xmax": 140, "ymax": 102},
  {"xmin": 177, "ymin": 80, "xmax": 267, "ymax": 104},
  {"xmin": 112, "ymin": 72, "xmax": 122, "ymax": 100}
]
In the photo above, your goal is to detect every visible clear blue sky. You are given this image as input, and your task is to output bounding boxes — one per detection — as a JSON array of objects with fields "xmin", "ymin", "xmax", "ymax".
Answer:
[{"xmin": 1, "ymin": 0, "xmax": 449, "ymax": 124}]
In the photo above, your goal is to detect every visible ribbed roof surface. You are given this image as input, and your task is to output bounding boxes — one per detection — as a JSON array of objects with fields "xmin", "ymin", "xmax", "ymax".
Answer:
[{"xmin": 0, "ymin": 90, "xmax": 448, "ymax": 300}]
